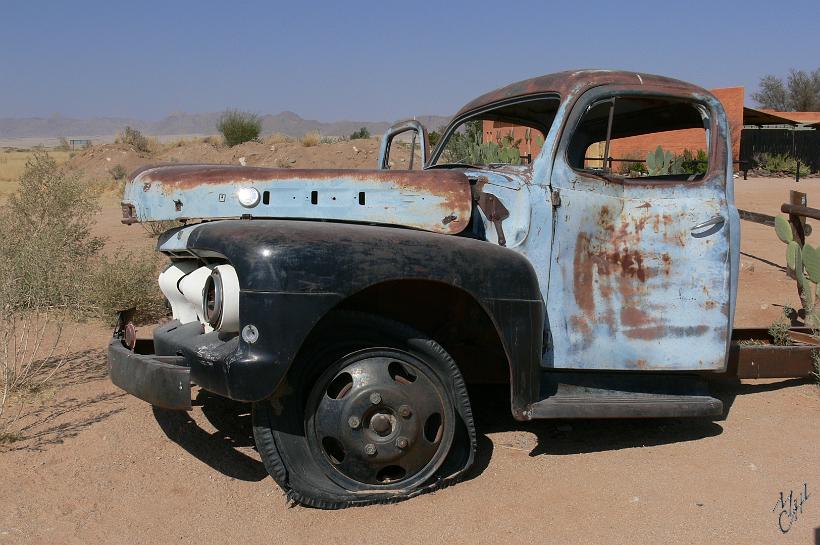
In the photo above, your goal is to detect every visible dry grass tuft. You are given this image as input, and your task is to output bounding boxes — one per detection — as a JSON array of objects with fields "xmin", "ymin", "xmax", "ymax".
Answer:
[
  {"xmin": 264, "ymin": 133, "xmax": 295, "ymax": 145},
  {"xmin": 141, "ymin": 220, "xmax": 179, "ymax": 237},
  {"xmin": 300, "ymin": 131, "xmax": 321, "ymax": 147}
]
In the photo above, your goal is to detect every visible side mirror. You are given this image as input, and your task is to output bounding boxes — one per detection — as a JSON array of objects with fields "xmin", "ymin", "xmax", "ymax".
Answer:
[{"xmin": 377, "ymin": 119, "xmax": 429, "ymax": 170}]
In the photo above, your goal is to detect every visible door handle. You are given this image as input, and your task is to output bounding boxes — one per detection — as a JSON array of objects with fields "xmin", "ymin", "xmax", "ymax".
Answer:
[{"xmin": 691, "ymin": 214, "xmax": 725, "ymax": 231}]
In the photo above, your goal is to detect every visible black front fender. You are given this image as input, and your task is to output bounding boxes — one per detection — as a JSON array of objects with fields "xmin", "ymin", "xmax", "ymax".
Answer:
[{"xmin": 183, "ymin": 220, "xmax": 543, "ymax": 412}]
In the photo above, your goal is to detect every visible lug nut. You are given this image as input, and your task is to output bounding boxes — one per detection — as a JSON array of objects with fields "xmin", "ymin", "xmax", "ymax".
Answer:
[
  {"xmin": 369, "ymin": 392, "xmax": 382, "ymax": 405},
  {"xmin": 398, "ymin": 405, "xmax": 412, "ymax": 418},
  {"xmin": 348, "ymin": 416, "xmax": 360, "ymax": 429},
  {"xmin": 364, "ymin": 443, "xmax": 377, "ymax": 456},
  {"xmin": 395, "ymin": 437, "xmax": 409, "ymax": 449}
]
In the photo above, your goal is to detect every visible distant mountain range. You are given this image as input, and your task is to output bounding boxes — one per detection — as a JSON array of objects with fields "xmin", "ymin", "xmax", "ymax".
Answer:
[{"xmin": 0, "ymin": 111, "xmax": 452, "ymax": 139}]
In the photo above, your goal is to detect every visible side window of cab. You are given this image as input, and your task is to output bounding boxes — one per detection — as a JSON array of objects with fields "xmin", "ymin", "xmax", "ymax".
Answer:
[{"xmin": 567, "ymin": 95, "xmax": 712, "ymax": 181}]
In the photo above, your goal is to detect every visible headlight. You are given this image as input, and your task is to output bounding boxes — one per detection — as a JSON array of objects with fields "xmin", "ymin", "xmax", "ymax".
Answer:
[
  {"xmin": 202, "ymin": 270, "xmax": 223, "ymax": 328},
  {"xmin": 236, "ymin": 187, "xmax": 260, "ymax": 208},
  {"xmin": 201, "ymin": 265, "xmax": 240, "ymax": 332}
]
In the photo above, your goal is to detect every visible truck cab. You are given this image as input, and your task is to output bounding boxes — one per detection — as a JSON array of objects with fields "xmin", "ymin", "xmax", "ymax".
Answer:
[{"xmin": 109, "ymin": 70, "xmax": 739, "ymax": 508}]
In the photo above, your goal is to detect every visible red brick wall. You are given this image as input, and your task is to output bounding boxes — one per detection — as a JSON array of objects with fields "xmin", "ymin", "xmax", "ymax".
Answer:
[{"xmin": 482, "ymin": 121, "xmax": 544, "ymax": 159}]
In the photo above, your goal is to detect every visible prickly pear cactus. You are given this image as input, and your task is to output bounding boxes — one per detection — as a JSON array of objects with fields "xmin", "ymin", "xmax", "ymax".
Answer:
[
  {"xmin": 670, "ymin": 155, "xmax": 685, "ymax": 175},
  {"xmin": 774, "ymin": 213, "xmax": 818, "ymax": 326},
  {"xmin": 787, "ymin": 241, "xmax": 799, "ymax": 271},
  {"xmin": 775, "ymin": 215, "xmax": 793, "ymax": 243},
  {"xmin": 803, "ymin": 244, "xmax": 820, "ymax": 283},
  {"xmin": 646, "ymin": 145, "xmax": 674, "ymax": 176}
]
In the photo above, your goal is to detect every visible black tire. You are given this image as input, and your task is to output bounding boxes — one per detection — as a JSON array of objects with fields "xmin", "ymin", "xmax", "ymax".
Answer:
[{"xmin": 252, "ymin": 311, "xmax": 476, "ymax": 509}]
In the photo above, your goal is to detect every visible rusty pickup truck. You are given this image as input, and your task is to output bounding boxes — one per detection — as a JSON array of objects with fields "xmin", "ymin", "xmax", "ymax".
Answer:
[{"xmin": 108, "ymin": 70, "xmax": 739, "ymax": 509}]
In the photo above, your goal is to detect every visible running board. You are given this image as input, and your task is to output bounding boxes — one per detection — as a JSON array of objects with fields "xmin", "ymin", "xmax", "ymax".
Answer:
[{"xmin": 528, "ymin": 372, "xmax": 722, "ymax": 419}]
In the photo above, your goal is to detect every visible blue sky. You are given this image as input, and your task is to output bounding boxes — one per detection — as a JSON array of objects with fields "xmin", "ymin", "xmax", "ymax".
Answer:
[{"xmin": 1, "ymin": 0, "xmax": 818, "ymax": 121}]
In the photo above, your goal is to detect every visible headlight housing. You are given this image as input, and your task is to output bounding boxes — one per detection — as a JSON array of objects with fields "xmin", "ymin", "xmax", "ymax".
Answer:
[
  {"xmin": 201, "ymin": 265, "xmax": 240, "ymax": 332},
  {"xmin": 203, "ymin": 269, "xmax": 223, "ymax": 328}
]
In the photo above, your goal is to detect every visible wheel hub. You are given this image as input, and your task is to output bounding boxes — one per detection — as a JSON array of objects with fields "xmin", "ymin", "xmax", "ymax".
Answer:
[
  {"xmin": 307, "ymin": 351, "xmax": 453, "ymax": 487},
  {"xmin": 369, "ymin": 411, "xmax": 394, "ymax": 436}
]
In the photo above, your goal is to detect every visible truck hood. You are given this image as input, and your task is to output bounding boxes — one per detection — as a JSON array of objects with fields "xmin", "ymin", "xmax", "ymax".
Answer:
[{"xmin": 121, "ymin": 164, "xmax": 473, "ymax": 235}]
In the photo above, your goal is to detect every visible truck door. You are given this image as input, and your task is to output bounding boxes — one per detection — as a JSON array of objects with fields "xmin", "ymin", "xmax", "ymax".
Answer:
[{"xmin": 546, "ymin": 88, "xmax": 738, "ymax": 371}]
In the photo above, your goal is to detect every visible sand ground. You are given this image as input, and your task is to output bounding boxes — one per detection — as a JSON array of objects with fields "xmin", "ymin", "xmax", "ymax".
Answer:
[{"xmin": 0, "ymin": 172, "xmax": 817, "ymax": 545}]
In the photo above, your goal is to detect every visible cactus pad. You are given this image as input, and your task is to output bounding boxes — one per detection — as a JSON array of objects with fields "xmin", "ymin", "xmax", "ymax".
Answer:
[
  {"xmin": 787, "ymin": 240, "xmax": 799, "ymax": 271},
  {"xmin": 803, "ymin": 244, "xmax": 820, "ymax": 283},
  {"xmin": 774, "ymin": 215, "xmax": 793, "ymax": 243}
]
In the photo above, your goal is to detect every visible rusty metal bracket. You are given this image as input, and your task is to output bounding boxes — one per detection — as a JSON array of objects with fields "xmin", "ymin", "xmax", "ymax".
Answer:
[{"xmin": 550, "ymin": 189, "xmax": 561, "ymax": 207}]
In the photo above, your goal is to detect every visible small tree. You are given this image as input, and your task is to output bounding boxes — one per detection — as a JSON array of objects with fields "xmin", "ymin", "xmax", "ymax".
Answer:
[
  {"xmin": 349, "ymin": 127, "xmax": 370, "ymax": 139},
  {"xmin": 217, "ymin": 110, "xmax": 262, "ymax": 147},
  {"xmin": 752, "ymin": 68, "xmax": 820, "ymax": 111}
]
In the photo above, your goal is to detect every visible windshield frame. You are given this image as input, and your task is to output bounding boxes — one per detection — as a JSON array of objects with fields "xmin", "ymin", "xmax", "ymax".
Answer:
[{"xmin": 427, "ymin": 92, "xmax": 562, "ymax": 167}]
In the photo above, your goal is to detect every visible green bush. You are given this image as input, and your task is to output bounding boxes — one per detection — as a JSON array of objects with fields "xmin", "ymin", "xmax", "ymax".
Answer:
[
  {"xmin": 441, "ymin": 120, "xmax": 521, "ymax": 165},
  {"xmin": 0, "ymin": 152, "xmax": 104, "ymax": 312},
  {"xmin": 349, "ymin": 127, "xmax": 370, "ymax": 139},
  {"xmin": 89, "ymin": 250, "xmax": 167, "ymax": 325},
  {"xmin": 119, "ymin": 126, "xmax": 151, "ymax": 153},
  {"xmin": 755, "ymin": 153, "xmax": 810, "ymax": 176},
  {"xmin": 217, "ymin": 110, "xmax": 262, "ymax": 147},
  {"xmin": 617, "ymin": 155, "xmax": 648, "ymax": 175},
  {"xmin": 680, "ymin": 149, "xmax": 708, "ymax": 175}
]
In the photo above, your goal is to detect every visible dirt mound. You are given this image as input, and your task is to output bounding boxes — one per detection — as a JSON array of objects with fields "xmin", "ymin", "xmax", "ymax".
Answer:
[
  {"xmin": 66, "ymin": 143, "xmax": 150, "ymax": 182},
  {"xmin": 65, "ymin": 137, "xmax": 420, "ymax": 185}
]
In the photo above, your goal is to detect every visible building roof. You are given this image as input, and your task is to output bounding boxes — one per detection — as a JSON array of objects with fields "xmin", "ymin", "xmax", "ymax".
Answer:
[
  {"xmin": 757, "ymin": 110, "xmax": 820, "ymax": 125},
  {"xmin": 453, "ymin": 70, "xmax": 711, "ymax": 119},
  {"xmin": 743, "ymin": 107, "xmax": 798, "ymax": 126}
]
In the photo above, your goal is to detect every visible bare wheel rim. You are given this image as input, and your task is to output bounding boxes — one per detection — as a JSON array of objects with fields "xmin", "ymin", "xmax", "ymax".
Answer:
[{"xmin": 305, "ymin": 349, "xmax": 455, "ymax": 489}]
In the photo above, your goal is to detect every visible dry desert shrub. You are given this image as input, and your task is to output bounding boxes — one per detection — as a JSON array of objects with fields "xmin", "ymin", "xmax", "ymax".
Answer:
[
  {"xmin": 300, "ymin": 131, "xmax": 321, "ymax": 147},
  {"xmin": 0, "ymin": 152, "xmax": 166, "ymax": 324},
  {"xmin": 116, "ymin": 126, "xmax": 152, "ymax": 153},
  {"xmin": 109, "ymin": 164, "xmax": 128, "ymax": 181},
  {"xmin": 0, "ymin": 310, "xmax": 75, "ymax": 442},
  {"xmin": 0, "ymin": 152, "xmax": 104, "ymax": 313},
  {"xmin": 88, "ymin": 250, "xmax": 167, "ymax": 326}
]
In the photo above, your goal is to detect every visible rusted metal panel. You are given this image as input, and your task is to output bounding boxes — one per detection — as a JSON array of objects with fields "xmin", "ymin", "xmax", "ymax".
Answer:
[
  {"xmin": 122, "ymin": 165, "xmax": 473, "ymax": 235},
  {"xmin": 726, "ymin": 328, "xmax": 816, "ymax": 378}
]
